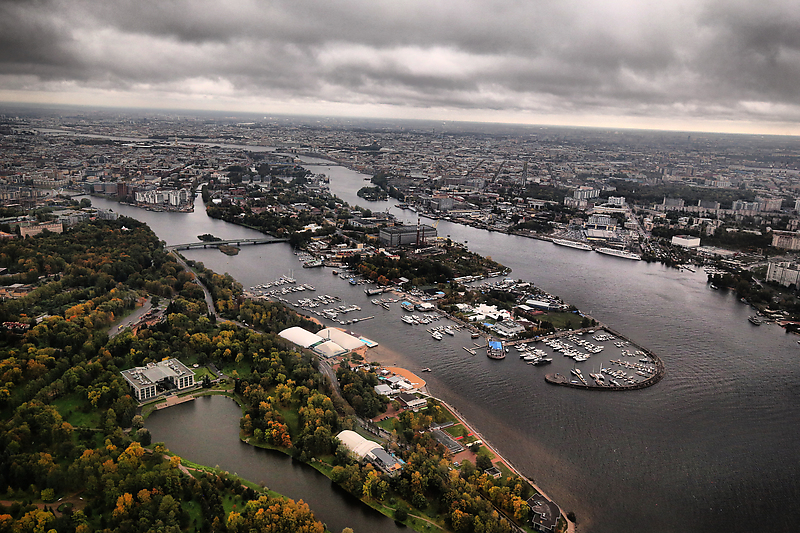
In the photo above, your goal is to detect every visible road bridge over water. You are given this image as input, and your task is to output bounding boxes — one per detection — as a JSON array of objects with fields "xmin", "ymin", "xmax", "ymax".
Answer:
[{"xmin": 166, "ymin": 237, "xmax": 288, "ymax": 250}]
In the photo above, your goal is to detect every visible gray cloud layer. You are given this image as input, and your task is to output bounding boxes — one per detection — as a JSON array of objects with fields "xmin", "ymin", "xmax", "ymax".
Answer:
[{"xmin": 2, "ymin": 0, "xmax": 799, "ymax": 131}]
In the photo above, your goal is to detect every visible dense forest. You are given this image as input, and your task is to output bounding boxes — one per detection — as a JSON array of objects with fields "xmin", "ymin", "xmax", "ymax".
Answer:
[{"xmin": 0, "ymin": 220, "xmax": 327, "ymax": 532}]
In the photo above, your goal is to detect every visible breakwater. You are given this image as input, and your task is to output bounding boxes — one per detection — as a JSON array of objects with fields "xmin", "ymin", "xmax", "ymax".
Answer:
[{"xmin": 542, "ymin": 325, "xmax": 665, "ymax": 391}]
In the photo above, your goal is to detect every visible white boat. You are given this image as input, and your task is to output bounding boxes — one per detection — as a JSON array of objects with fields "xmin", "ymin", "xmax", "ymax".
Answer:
[
  {"xmin": 401, "ymin": 315, "xmax": 415, "ymax": 325},
  {"xmin": 431, "ymin": 331, "xmax": 443, "ymax": 340},
  {"xmin": 595, "ymin": 247, "xmax": 641, "ymax": 261},
  {"xmin": 552, "ymin": 238, "xmax": 593, "ymax": 251},
  {"xmin": 444, "ymin": 327, "xmax": 455, "ymax": 336}
]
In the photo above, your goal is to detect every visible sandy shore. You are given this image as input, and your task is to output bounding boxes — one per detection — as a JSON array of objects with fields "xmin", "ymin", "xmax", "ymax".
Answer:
[{"xmin": 383, "ymin": 366, "xmax": 426, "ymax": 390}]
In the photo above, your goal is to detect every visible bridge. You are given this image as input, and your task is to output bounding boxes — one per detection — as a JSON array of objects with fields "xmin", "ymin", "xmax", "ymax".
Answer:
[{"xmin": 166, "ymin": 237, "xmax": 288, "ymax": 250}]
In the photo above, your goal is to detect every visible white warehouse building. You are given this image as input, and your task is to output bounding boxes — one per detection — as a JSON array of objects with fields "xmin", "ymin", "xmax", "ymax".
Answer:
[{"xmin": 672, "ymin": 235, "xmax": 701, "ymax": 248}]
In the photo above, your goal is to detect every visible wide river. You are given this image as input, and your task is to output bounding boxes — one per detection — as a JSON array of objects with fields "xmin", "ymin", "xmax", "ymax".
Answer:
[{"xmin": 90, "ymin": 159, "xmax": 800, "ymax": 533}]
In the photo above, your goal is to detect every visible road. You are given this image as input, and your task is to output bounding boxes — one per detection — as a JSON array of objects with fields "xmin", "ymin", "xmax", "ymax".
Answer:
[
  {"xmin": 108, "ymin": 298, "xmax": 153, "ymax": 338},
  {"xmin": 170, "ymin": 250, "xmax": 220, "ymax": 319}
]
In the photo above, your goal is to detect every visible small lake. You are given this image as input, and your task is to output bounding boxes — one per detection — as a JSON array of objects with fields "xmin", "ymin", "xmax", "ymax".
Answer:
[{"xmin": 146, "ymin": 395, "xmax": 404, "ymax": 533}]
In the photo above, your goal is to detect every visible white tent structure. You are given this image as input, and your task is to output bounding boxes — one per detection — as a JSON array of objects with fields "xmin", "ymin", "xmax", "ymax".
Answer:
[
  {"xmin": 317, "ymin": 328, "xmax": 365, "ymax": 351},
  {"xmin": 278, "ymin": 326, "xmax": 348, "ymax": 358},
  {"xmin": 279, "ymin": 326, "xmax": 324, "ymax": 348},
  {"xmin": 336, "ymin": 430, "xmax": 381, "ymax": 459},
  {"xmin": 313, "ymin": 340, "xmax": 348, "ymax": 358}
]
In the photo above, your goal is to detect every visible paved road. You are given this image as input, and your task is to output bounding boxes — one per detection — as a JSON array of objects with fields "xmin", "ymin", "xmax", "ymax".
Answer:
[
  {"xmin": 108, "ymin": 299, "xmax": 153, "ymax": 338},
  {"xmin": 170, "ymin": 250, "xmax": 220, "ymax": 319}
]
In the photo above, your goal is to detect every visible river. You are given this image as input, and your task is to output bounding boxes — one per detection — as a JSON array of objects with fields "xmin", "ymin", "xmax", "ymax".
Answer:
[{"xmin": 88, "ymin": 161, "xmax": 800, "ymax": 533}]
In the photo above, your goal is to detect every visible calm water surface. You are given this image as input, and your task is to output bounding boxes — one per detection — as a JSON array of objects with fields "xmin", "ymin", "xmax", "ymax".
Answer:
[
  {"xmin": 146, "ymin": 396, "xmax": 403, "ymax": 533},
  {"xmin": 89, "ymin": 163, "xmax": 800, "ymax": 532}
]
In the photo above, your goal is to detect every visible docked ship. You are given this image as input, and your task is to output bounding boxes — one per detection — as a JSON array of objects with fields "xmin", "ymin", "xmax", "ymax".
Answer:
[
  {"xmin": 302, "ymin": 259, "xmax": 324, "ymax": 268},
  {"xmin": 748, "ymin": 315, "xmax": 762, "ymax": 326},
  {"xmin": 487, "ymin": 339, "xmax": 506, "ymax": 360},
  {"xmin": 595, "ymin": 247, "xmax": 642, "ymax": 261},
  {"xmin": 552, "ymin": 238, "xmax": 593, "ymax": 251}
]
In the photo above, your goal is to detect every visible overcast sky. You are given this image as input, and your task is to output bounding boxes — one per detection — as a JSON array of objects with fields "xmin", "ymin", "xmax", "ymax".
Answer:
[{"xmin": 1, "ymin": 0, "xmax": 799, "ymax": 134}]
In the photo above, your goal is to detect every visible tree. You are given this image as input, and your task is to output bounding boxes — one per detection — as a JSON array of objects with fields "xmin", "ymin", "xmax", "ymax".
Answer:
[
  {"xmin": 476, "ymin": 452, "xmax": 493, "ymax": 471},
  {"xmin": 136, "ymin": 428, "xmax": 151, "ymax": 446}
]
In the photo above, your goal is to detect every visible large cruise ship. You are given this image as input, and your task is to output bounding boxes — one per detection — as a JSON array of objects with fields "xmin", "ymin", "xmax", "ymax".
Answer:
[
  {"xmin": 595, "ymin": 247, "xmax": 642, "ymax": 261},
  {"xmin": 552, "ymin": 238, "xmax": 593, "ymax": 251}
]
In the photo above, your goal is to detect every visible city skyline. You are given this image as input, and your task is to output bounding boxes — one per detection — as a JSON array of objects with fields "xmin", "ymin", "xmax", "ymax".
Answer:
[{"xmin": 2, "ymin": 0, "xmax": 800, "ymax": 136}]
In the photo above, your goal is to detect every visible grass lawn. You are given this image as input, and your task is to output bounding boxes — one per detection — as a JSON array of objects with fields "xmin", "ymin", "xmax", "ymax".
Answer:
[
  {"xmin": 405, "ymin": 513, "xmax": 447, "ymax": 532},
  {"xmin": 539, "ymin": 311, "xmax": 582, "ymax": 330},
  {"xmin": 223, "ymin": 360, "xmax": 252, "ymax": 378},
  {"xmin": 461, "ymin": 434, "xmax": 479, "ymax": 445},
  {"xmin": 436, "ymin": 408, "xmax": 459, "ymax": 425},
  {"xmin": 479, "ymin": 448, "xmax": 496, "ymax": 461},
  {"xmin": 51, "ymin": 394, "xmax": 101, "ymax": 428},
  {"xmin": 192, "ymin": 366, "xmax": 216, "ymax": 380},
  {"xmin": 275, "ymin": 406, "xmax": 301, "ymax": 435},
  {"xmin": 443, "ymin": 424, "xmax": 467, "ymax": 438},
  {"xmin": 222, "ymin": 492, "xmax": 247, "ymax": 516},
  {"xmin": 181, "ymin": 499, "xmax": 203, "ymax": 527},
  {"xmin": 496, "ymin": 461, "xmax": 514, "ymax": 478},
  {"xmin": 376, "ymin": 417, "xmax": 397, "ymax": 431}
]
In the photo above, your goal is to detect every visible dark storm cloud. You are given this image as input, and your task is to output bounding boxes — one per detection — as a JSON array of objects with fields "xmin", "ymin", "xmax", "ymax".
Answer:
[{"xmin": 1, "ymin": 0, "xmax": 799, "ymax": 127}]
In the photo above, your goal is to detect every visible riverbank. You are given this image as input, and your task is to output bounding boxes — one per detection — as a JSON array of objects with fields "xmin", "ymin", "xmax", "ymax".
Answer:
[{"xmin": 422, "ymin": 393, "xmax": 574, "ymax": 533}]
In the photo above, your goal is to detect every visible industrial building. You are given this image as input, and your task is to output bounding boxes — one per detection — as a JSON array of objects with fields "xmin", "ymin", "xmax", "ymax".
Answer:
[{"xmin": 671, "ymin": 235, "xmax": 701, "ymax": 248}]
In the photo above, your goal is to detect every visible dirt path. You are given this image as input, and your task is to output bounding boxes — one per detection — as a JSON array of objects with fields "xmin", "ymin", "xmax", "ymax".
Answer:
[{"xmin": 1, "ymin": 492, "xmax": 86, "ymax": 517}]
